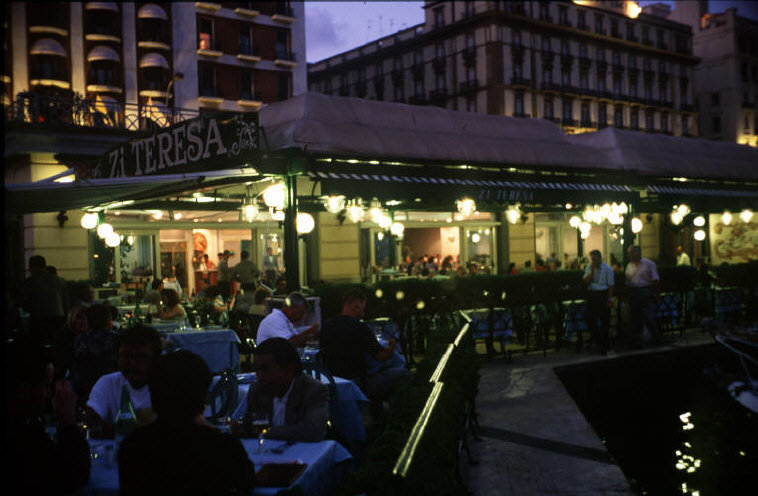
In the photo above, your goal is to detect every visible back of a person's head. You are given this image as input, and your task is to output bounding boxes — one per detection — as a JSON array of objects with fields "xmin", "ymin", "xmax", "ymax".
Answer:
[
  {"xmin": 204, "ymin": 286, "xmax": 220, "ymax": 299},
  {"xmin": 28, "ymin": 255, "xmax": 46, "ymax": 270},
  {"xmin": 342, "ymin": 289, "xmax": 366, "ymax": 306},
  {"xmin": 161, "ymin": 288, "xmax": 180, "ymax": 307},
  {"xmin": 151, "ymin": 279, "xmax": 162, "ymax": 290},
  {"xmin": 149, "ymin": 351, "xmax": 210, "ymax": 422},
  {"xmin": 255, "ymin": 337, "xmax": 302, "ymax": 375},
  {"xmin": 46, "ymin": 265, "xmax": 58, "ymax": 275},
  {"xmin": 285, "ymin": 292, "xmax": 306, "ymax": 309},
  {"xmin": 254, "ymin": 288, "xmax": 270, "ymax": 304},
  {"xmin": 88, "ymin": 303, "xmax": 112, "ymax": 329},
  {"xmin": 240, "ymin": 250, "xmax": 250, "ymax": 260},
  {"xmin": 119, "ymin": 324, "xmax": 162, "ymax": 356}
]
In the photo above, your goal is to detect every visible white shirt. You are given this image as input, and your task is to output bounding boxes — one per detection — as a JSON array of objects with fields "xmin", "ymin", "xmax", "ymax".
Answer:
[
  {"xmin": 583, "ymin": 262, "xmax": 615, "ymax": 291},
  {"xmin": 625, "ymin": 258, "xmax": 660, "ymax": 288},
  {"xmin": 255, "ymin": 308, "xmax": 296, "ymax": 344},
  {"xmin": 271, "ymin": 378, "xmax": 295, "ymax": 427},
  {"xmin": 677, "ymin": 252, "xmax": 691, "ymax": 266},
  {"xmin": 87, "ymin": 371, "xmax": 153, "ymax": 423}
]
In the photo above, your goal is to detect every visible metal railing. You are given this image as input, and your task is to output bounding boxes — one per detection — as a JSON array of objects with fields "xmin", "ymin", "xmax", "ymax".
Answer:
[{"xmin": 3, "ymin": 93, "xmax": 208, "ymax": 132}]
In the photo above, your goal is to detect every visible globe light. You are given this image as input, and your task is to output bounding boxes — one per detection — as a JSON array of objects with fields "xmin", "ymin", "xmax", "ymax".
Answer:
[
  {"xmin": 631, "ymin": 217, "xmax": 643, "ymax": 234},
  {"xmin": 721, "ymin": 211, "xmax": 732, "ymax": 225},
  {"xmin": 324, "ymin": 195, "xmax": 346, "ymax": 214},
  {"xmin": 296, "ymin": 212, "xmax": 315, "ymax": 234},
  {"xmin": 80, "ymin": 212, "xmax": 98, "ymax": 229},
  {"xmin": 569, "ymin": 215, "xmax": 581, "ymax": 228},
  {"xmin": 694, "ymin": 229, "xmax": 706, "ymax": 241},
  {"xmin": 347, "ymin": 199, "xmax": 364, "ymax": 223},
  {"xmin": 376, "ymin": 231, "xmax": 384, "ymax": 241},
  {"xmin": 739, "ymin": 209, "xmax": 753, "ymax": 223},
  {"xmin": 377, "ymin": 215, "xmax": 392, "ymax": 229},
  {"xmin": 271, "ymin": 208, "xmax": 285, "ymax": 222},
  {"xmin": 105, "ymin": 231, "xmax": 121, "ymax": 247},
  {"xmin": 506, "ymin": 206, "xmax": 522, "ymax": 225},
  {"xmin": 375, "ymin": 289, "xmax": 384, "ymax": 298},
  {"xmin": 608, "ymin": 212, "xmax": 624, "ymax": 225},
  {"xmin": 97, "ymin": 222, "xmax": 113, "ymax": 239},
  {"xmin": 579, "ymin": 221, "xmax": 591, "ymax": 233},
  {"xmin": 395, "ymin": 290, "xmax": 405, "ymax": 301},
  {"xmin": 390, "ymin": 222, "xmax": 405, "ymax": 236},
  {"xmin": 471, "ymin": 232, "xmax": 481, "ymax": 243},
  {"xmin": 263, "ymin": 183, "xmax": 286, "ymax": 209},
  {"xmin": 127, "ymin": 235, "xmax": 134, "ymax": 246},
  {"xmin": 456, "ymin": 198, "xmax": 476, "ymax": 217},
  {"xmin": 243, "ymin": 204, "xmax": 258, "ymax": 223},
  {"xmin": 670, "ymin": 211, "xmax": 683, "ymax": 225},
  {"xmin": 416, "ymin": 300, "xmax": 426, "ymax": 310},
  {"xmin": 693, "ymin": 215, "xmax": 706, "ymax": 227},
  {"xmin": 676, "ymin": 204, "xmax": 691, "ymax": 217}
]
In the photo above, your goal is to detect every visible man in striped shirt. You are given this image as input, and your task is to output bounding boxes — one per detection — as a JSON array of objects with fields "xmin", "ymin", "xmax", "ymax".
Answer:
[{"xmin": 582, "ymin": 250, "xmax": 615, "ymax": 355}]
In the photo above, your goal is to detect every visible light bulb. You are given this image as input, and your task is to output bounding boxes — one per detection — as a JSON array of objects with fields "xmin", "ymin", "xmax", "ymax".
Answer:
[
  {"xmin": 456, "ymin": 198, "xmax": 476, "ymax": 217},
  {"xmin": 721, "ymin": 211, "xmax": 732, "ymax": 225},
  {"xmin": 263, "ymin": 183, "xmax": 286, "ymax": 209},
  {"xmin": 631, "ymin": 217, "xmax": 643, "ymax": 234},
  {"xmin": 569, "ymin": 215, "xmax": 581, "ymax": 228},
  {"xmin": 694, "ymin": 229, "xmax": 706, "ymax": 241},
  {"xmin": 506, "ymin": 208, "xmax": 521, "ymax": 225},
  {"xmin": 296, "ymin": 212, "xmax": 315, "ymax": 234},
  {"xmin": 376, "ymin": 231, "xmax": 384, "ymax": 241},
  {"xmin": 105, "ymin": 231, "xmax": 121, "ymax": 247},
  {"xmin": 670, "ymin": 211, "xmax": 683, "ymax": 225},
  {"xmin": 471, "ymin": 232, "xmax": 481, "ymax": 243},
  {"xmin": 324, "ymin": 195, "xmax": 346, "ymax": 214},
  {"xmin": 693, "ymin": 215, "xmax": 705, "ymax": 227},
  {"xmin": 97, "ymin": 222, "xmax": 113, "ymax": 239},
  {"xmin": 739, "ymin": 209, "xmax": 753, "ymax": 223},
  {"xmin": 377, "ymin": 215, "xmax": 392, "ymax": 229},
  {"xmin": 80, "ymin": 212, "xmax": 98, "ymax": 229},
  {"xmin": 390, "ymin": 222, "xmax": 405, "ymax": 236},
  {"xmin": 244, "ymin": 204, "xmax": 258, "ymax": 223}
]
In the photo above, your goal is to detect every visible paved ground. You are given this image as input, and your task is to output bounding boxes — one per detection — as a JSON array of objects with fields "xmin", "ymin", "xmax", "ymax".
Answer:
[{"xmin": 465, "ymin": 328, "xmax": 714, "ymax": 496}]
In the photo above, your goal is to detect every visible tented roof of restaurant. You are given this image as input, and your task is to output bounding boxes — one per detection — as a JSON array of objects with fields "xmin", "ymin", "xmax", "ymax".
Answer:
[
  {"xmin": 259, "ymin": 92, "xmax": 614, "ymax": 171},
  {"xmin": 569, "ymin": 127, "xmax": 758, "ymax": 181}
]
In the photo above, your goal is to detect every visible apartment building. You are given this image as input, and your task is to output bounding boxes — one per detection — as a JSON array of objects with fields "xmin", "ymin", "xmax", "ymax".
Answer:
[
  {"xmin": 669, "ymin": 1, "xmax": 758, "ymax": 147},
  {"xmin": 3, "ymin": 1, "xmax": 306, "ymax": 113},
  {"xmin": 308, "ymin": 0, "xmax": 698, "ymax": 137}
]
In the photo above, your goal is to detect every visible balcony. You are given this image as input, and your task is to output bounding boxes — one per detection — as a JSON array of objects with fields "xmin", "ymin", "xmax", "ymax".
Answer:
[
  {"xmin": 611, "ymin": 30, "xmax": 622, "ymax": 39},
  {"xmin": 597, "ymin": 90, "xmax": 614, "ymax": 100},
  {"xmin": 612, "ymin": 64, "xmax": 624, "ymax": 73},
  {"xmin": 462, "ymin": 47, "xmax": 477, "ymax": 65},
  {"xmin": 391, "ymin": 69, "xmax": 404, "ymax": 82},
  {"xmin": 596, "ymin": 28, "xmax": 606, "ymax": 35},
  {"xmin": 274, "ymin": 52, "xmax": 298, "ymax": 68},
  {"xmin": 628, "ymin": 35, "xmax": 639, "ymax": 43},
  {"xmin": 411, "ymin": 63, "xmax": 425, "ymax": 79},
  {"xmin": 560, "ymin": 54, "xmax": 574, "ymax": 67},
  {"xmin": 580, "ymin": 120, "xmax": 597, "ymax": 128},
  {"xmin": 539, "ymin": 15, "xmax": 553, "ymax": 23},
  {"xmin": 272, "ymin": 5, "xmax": 295, "ymax": 24},
  {"xmin": 561, "ymin": 85, "xmax": 580, "ymax": 96},
  {"xmin": 561, "ymin": 118, "xmax": 578, "ymax": 126},
  {"xmin": 642, "ymin": 38, "xmax": 653, "ymax": 46},
  {"xmin": 429, "ymin": 88, "xmax": 448, "ymax": 100},
  {"xmin": 237, "ymin": 45, "xmax": 261, "ymax": 63},
  {"xmin": 408, "ymin": 94, "xmax": 427, "ymax": 105},
  {"xmin": 459, "ymin": 79, "xmax": 479, "ymax": 92},
  {"xmin": 510, "ymin": 77, "xmax": 531, "ymax": 88},
  {"xmin": 596, "ymin": 61, "xmax": 608, "ymax": 73},
  {"xmin": 578, "ymin": 22, "xmax": 588, "ymax": 31},
  {"xmin": 541, "ymin": 82, "xmax": 561, "ymax": 92},
  {"xmin": 432, "ymin": 57, "xmax": 446, "ymax": 72},
  {"xmin": 355, "ymin": 82, "xmax": 367, "ymax": 97},
  {"xmin": 679, "ymin": 103, "xmax": 695, "ymax": 112},
  {"xmin": 579, "ymin": 56, "xmax": 592, "ymax": 68},
  {"xmin": 656, "ymin": 41, "xmax": 668, "ymax": 50}
]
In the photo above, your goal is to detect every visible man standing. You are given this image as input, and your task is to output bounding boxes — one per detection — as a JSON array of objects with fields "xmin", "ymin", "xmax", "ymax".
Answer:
[
  {"xmin": 240, "ymin": 338, "xmax": 328, "ymax": 442},
  {"xmin": 217, "ymin": 250, "xmax": 232, "ymax": 301},
  {"xmin": 263, "ymin": 247, "xmax": 279, "ymax": 285},
  {"xmin": 255, "ymin": 292, "xmax": 319, "ymax": 347},
  {"xmin": 20, "ymin": 255, "xmax": 67, "ymax": 344},
  {"xmin": 582, "ymin": 250, "xmax": 615, "ymax": 355},
  {"xmin": 625, "ymin": 245, "xmax": 662, "ymax": 346},
  {"xmin": 676, "ymin": 246, "xmax": 691, "ymax": 266},
  {"xmin": 232, "ymin": 250, "xmax": 259, "ymax": 289},
  {"xmin": 85, "ymin": 324, "xmax": 163, "ymax": 438},
  {"xmin": 320, "ymin": 290, "xmax": 409, "ymax": 411}
]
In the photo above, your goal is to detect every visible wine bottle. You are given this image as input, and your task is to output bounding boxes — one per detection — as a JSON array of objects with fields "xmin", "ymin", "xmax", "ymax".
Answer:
[{"xmin": 114, "ymin": 384, "xmax": 138, "ymax": 449}]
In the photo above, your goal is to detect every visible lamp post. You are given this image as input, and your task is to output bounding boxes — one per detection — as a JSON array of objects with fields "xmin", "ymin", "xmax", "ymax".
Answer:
[{"xmin": 165, "ymin": 72, "xmax": 184, "ymax": 123}]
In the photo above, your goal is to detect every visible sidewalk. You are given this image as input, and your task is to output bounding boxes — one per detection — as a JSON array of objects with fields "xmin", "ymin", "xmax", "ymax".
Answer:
[{"xmin": 465, "ymin": 328, "xmax": 713, "ymax": 496}]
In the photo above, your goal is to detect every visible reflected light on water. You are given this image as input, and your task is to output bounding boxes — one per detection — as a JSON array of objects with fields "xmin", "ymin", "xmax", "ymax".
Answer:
[{"xmin": 675, "ymin": 412, "xmax": 702, "ymax": 494}]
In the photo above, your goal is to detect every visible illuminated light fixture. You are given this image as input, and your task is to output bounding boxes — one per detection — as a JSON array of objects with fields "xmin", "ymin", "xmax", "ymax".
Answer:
[
  {"xmin": 670, "ymin": 211, "xmax": 683, "ymax": 225},
  {"xmin": 193, "ymin": 218, "xmax": 199, "ymax": 223},
  {"xmin": 127, "ymin": 235, "xmax": 134, "ymax": 245},
  {"xmin": 390, "ymin": 222, "xmax": 405, "ymax": 236},
  {"xmin": 376, "ymin": 231, "xmax": 384, "ymax": 241},
  {"xmin": 446, "ymin": 217, "xmax": 452, "ymax": 223},
  {"xmin": 580, "ymin": 230, "xmax": 590, "ymax": 239},
  {"xmin": 608, "ymin": 211, "xmax": 624, "ymax": 225},
  {"xmin": 368, "ymin": 198, "xmax": 384, "ymax": 223},
  {"xmin": 174, "ymin": 212, "xmax": 183, "ymax": 220},
  {"xmin": 569, "ymin": 215, "xmax": 582, "ymax": 228},
  {"xmin": 377, "ymin": 215, "xmax": 392, "ymax": 230},
  {"xmin": 631, "ymin": 217, "xmax": 643, "ymax": 234},
  {"xmin": 324, "ymin": 195, "xmax": 346, "ymax": 214},
  {"xmin": 217, "ymin": 218, "xmax": 223, "ymax": 223},
  {"xmin": 565, "ymin": 203, "xmax": 573, "ymax": 210},
  {"xmin": 105, "ymin": 231, "xmax": 121, "ymax": 247},
  {"xmin": 740, "ymin": 209, "xmax": 753, "ymax": 223},
  {"xmin": 416, "ymin": 300, "xmax": 426, "ymax": 310},
  {"xmin": 676, "ymin": 204, "xmax": 691, "ymax": 217},
  {"xmin": 296, "ymin": 212, "xmax": 315, "ymax": 234},
  {"xmin": 471, "ymin": 232, "xmax": 481, "ymax": 243},
  {"xmin": 721, "ymin": 211, "xmax": 733, "ymax": 225},
  {"xmin": 693, "ymin": 215, "xmax": 706, "ymax": 227},
  {"xmin": 270, "ymin": 208, "xmax": 285, "ymax": 222},
  {"xmin": 243, "ymin": 202, "xmax": 258, "ymax": 223},
  {"xmin": 151, "ymin": 211, "xmax": 163, "ymax": 220},
  {"xmin": 80, "ymin": 212, "xmax": 98, "ymax": 229},
  {"xmin": 347, "ymin": 199, "xmax": 364, "ymax": 223},
  {"xmin": 579, "ymin": 221, "xmax": 591, "ymax": 233},
  {"xmin": 375, "ymin": 289, "xmax": 384, "ymax": 298},
  {"xmin": 694, "ymin": 229, "xmax": 706, "ymax": 241},
  {"xmin": 193, "ymin": 193, "xmax": 216, "ymax": 203},
  {"xmin": 484, "ymin": 228, "xmax": 491, "ymax": 235},
  {"xmin": 97, "ymin": 222, "xmax": 113, "ymax": 239},
  {"xmin": 54, "ymin": 174, "xmax": 75, "ymax": 183},
  {"xmin": 385, "ymin": 200, "xmax": 402, "ymax": 207},
  {"xmin": 506, "ymin": 204, "xmax": 522, "ymax": 224},
  {"xmin": 263, "ymin": 183, "xmax": 286, "ymax": 209},
  {"xmin": 114, "ymin": 212, "xmax": 121, "ymax": 216},
  {"xmin": 395, "ymin": 290, "xmax": 405, "ymax": 301},
  {"xmin": 456, "ymin": 198, "xmax": 476, "ymax": 217}
]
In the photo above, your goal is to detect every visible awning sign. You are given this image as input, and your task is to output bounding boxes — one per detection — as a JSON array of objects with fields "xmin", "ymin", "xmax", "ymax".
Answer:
[{"xmin": 93, "ymin": 113, "xmax": 259, "ymax": 178}]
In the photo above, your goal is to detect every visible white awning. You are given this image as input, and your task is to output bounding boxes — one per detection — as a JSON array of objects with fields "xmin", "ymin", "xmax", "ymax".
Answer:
[
  {"xmin": 87, "ymin": 45, "xmax": 121, "ymax": 62},
  {"xmin": 138, "ymin": 3, "xmax": 168, "ymax": 20},
  {"xmin": 85, "ymin": 2, "xmax": 119, "ymax": 12},
  {"xmin": 30, "ymin": 38, "xmax": 67, "ymax": 57},
  {"xmin": 139, "ymin": 53, "xmax": 169, "ymax": 69}
]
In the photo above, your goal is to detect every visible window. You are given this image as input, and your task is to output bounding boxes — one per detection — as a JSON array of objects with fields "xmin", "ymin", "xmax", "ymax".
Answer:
[
  {"xmin": 595, "ymin": 14, "xmax": 604, "ymax": 34},
  {"xmin": 512, "ymin": 30, "xmax": 521, "ymax": 48},
  {"xmin": 626, "ymin": 22, "xmax": 635, "ymax": 40},
  {"xmin": 628, "ymin": 55, "xmax": 636, "ymax": 69},
  {"xmin": 614, "ymin": 105, "xmax": 624, "ymax": 127},
  {"xmin": 513, "ymin": 63, "xmax": 523, "ymax": 79},
  {"xmin": 712, "ymin": 115, "xmax": 721, "ymax": 133},
  {"xmin": 436, "ymin": 72, "xmax": 445, "ymax": 90},
  {"xmin": 661, "ymin": 112, "xmax": 668, "ymax": 132},
  {"xmin": 745, "ymin": 114, "xmax": 751, "ymax": 131},
  {"xmin": 393, "ymin": 56, "xmax": 403, "ymax": 71},
  {"xmin": 659, "ymin": 83, "xmax": 668, "ymax": 102},
  {"xmin": 375, "ymin": 63, "xmax": 383, "ymax": 77},
  {"xmin": 612, "ymin": 51, "xmax": 621, "ymax": 65},
  {"xmin": 579, "ymin": 71, "xmax": 589, "ymax": 90},
  {"xmin": 436, "ymin": 43, "xmax": 445, "ymax": 60},
  {"xmin": 630, "ymin": 108, "xmax": 639, "ymax": 129},
  {"xmin": 645, "ymin": 111, "xmax": 654, "ymax": 131},
  {"xmin": 561, "ymin": 39, "xmax": 570, "ymax": 56},
  {"xmin": 579, "ymin": 44, "xmax": 587, "ymax": 59},
  {"xmin": 578, "ymin": 11, "xmax": 586, "ymax": 30},
  {"xmin": 514, "ymin": 91, "xmax": 524, "ymax": 115},
  {"xmin": 642, "ymin": 26, "xmax": 650, "ymax": 44},
  {"xmin": 89, "ymin": 61, "xmax": 117, "ymax": 86},
  {"xmin": 240, "ymin": 70, "xmax": 252, "ymax": 100},
  {"xmin": 239, "ymin": 25, "xmax": 253, "ymax": 55},
  {"xmin": 597, "ymin": 47, "xmax": 605, "ymax": 61},
  {"xmin": 598, "ymin": 102, "xmax": 607, "ymax": 127},
  {"xmin": 434, "ymin": 7, "xmax": 444, "ymax": 28},
  {"xmin": 559, "ymin": 5, "xmax": 568, "ymax": 26},
  {"xmin": 543, "ymin": 65, "xmax": 553, "ymax": 84},
  {"xmin": 742, "ymin": 62, "xmax": 749, "ymax": 82},
  {"xmin": 414, "ymin": 79, "xmax": 424, "ymax": 97},
  {"xmin": 466, "ymin": 66, "xmax": 476, "ymax": 83},
  {"xmin": 198, "ymin": 18, "xmax": 213, "ymax": 50},
  {"xmin": 414, "ymin": 49, "xmax": 423, "ymax": 66},
  {"xmin": 199, "ymin": 64, "xmax": 215, "ymax": 96},
  {"xmin": 542, "ymin": 35, "xmax": 551, "ymax": 52},
  {"xmin": 324, "ymin": 79, "xmax": 332, "ymax": 94},
  {"xmin": 277, "ymin": 73, "xmax": 290, "ymax": 101},
  {"xmin": 275, "ymin": 29, "xmax": 290, "ymax": 59},
  {"xmin": 562, "ymin": 69, "xmax": 570, "ymax": 86},
  {"xmin": 464, "ymin": 2, "xmax": 474, "ymax": 16},
  {"xmin": 467, "ymin": 97, "xmax": 476, "ymax": 112},
  {"xmin": 598, "ymin": 74, "xmax": 606, "ymax": 92},
  {"xmin": 613, "ymin": 77, "xmax": 622, "ymax": 98},
  {"xmin": 394, "ymin": 83, "xmax": 404, "ymax": 101},
  {"xmin": 539, "ymin": 2, "xmax": 550, "ymax": 21},
  {"xmin": 682, "ymin": 115, "xmax": 689, "ymax": 135},
  {"xmin": 644, "ymin": 81, "xmax": 652, "ymax": 99},
  {"xmin": 629, "ymin": 78, "xmax": 637, "ymax": 97},
  {"xmin": 711, "ymin": 92, "xmax": 720, "ymax": 106},
  {"xmin": 581, "ymin": 101, "xmax": 591, "ymax": 124},
  {"xmin": 611, "ymin": 19, "xmax": 619, "ymax": 37},
  {"xmin": 544, "ymin": 96, "xmax": 554, "ymax": 118},
  {"xmin": 466, "ymin": 33, "xmax": 475, "ymax": 49},
  {"xmin": 562, "ymin": 98, "xmax": 572, "ymax": 120}
]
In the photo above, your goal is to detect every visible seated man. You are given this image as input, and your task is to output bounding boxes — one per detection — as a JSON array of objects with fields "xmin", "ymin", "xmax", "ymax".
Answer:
[
  {"xmin": 5, "ymin": 340, "xmax": 91, "ymax": 495},
  {"xmin": 73, "ymin": 303, "xmax": 119, "ymax": 402},
  {"xmin": 119, "ymin": 351, "xmax": 256, "ymax": 496},
  {"xmin": 255, "ymin": 292, "xmax": 319, "ymax": 347},
  {"xmin": 85, "ymin": 324, "xmax": 162, "ymax": 438},
  {"xmin": 320, "ymin": 290, "xmax": 409, "ymax": 406},
  {"xmin": 240, "ymin": 338, "xmax": 328, "ymax": 442}
]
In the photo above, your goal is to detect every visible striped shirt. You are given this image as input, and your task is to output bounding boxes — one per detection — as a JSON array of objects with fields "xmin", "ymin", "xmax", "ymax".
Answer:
[{"xmin": 583, "ymin": 262, "xmax": 614, "ymax": 291}]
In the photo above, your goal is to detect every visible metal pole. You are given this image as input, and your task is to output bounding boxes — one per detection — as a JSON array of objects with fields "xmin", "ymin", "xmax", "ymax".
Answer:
[{"xmin": 283, "ymin": 174, "xmax": 299, "ymax": 292}]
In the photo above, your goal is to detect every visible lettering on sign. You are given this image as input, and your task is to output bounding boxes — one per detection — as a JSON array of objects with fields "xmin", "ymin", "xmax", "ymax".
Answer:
[
  {"xmin": 94, "ymin": 115, "xmax": 259, "ymax": 178},
  {"xmin": 477, "ymin": 189, "xmax": 535, "ymax": 202}
]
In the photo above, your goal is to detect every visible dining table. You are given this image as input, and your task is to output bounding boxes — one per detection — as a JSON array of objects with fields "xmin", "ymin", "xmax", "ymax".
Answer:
[
  {"xmin": 165, "ymin": 327, "xmax": 240, "ymax": 374},
  {"xmin": 86, "ymin": 437, "xmax": 353, "ymax": 496}
]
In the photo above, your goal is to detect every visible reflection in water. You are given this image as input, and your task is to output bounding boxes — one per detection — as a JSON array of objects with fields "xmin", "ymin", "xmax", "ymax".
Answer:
[{"xmin": 675, "ymin": 412, "xmax": 702, "ymax": 494}]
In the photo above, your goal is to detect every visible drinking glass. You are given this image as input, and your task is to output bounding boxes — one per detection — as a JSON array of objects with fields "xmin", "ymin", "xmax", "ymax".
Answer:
[{"xmin": 252, "ymin": 412, "xmax": 271, "ymax": 454}]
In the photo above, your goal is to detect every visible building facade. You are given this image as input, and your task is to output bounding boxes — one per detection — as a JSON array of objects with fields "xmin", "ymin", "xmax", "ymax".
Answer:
[
  {"xmin": 308, "ymin": 0, "xmax": 698, "ymax": 137},
  {"xmin": 668, "ymin": 1, "xmax": 758, "ymax": 147}
]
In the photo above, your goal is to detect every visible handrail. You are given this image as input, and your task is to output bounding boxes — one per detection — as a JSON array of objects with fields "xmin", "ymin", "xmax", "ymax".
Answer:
[
  {"xmin": 392, "ymin": 381, "xmax": 445, "ymax": 479},
  {"xmin": 429, "ymin": 343, "xmax": 455, "ymax": 383}
]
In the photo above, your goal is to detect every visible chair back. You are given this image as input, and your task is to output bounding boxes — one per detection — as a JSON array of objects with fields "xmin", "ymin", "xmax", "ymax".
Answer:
[
  {"xmin": 207, "ymin": 368, "xmax": 239, "ymax": 421},
  {"xmin": 302, "ymin": 352, "xmax": 340, "ymax": 428}
]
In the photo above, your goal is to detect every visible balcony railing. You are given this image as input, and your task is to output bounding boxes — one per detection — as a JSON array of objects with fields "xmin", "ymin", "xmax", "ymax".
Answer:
[
  {"xmin": 391, "ymin": 70, "xmax": 404, "ymax": 81},
  {"xmin": 679, "ymin": 103, "xmax": 694, "ymax": 112},
  {"xmin": 462, "ymin": 47, "xmax": 477, "ymax": 65},
  {"xmin": 3, "ymin": 92, "xmax": 210, "ymax": 132},
  {"xmin": 432, "ymin": 57, "xmax": 446, "ymax": 71},
  {"xmin": 510, "ymin": 76, "xmax": 531, "ymax": 87},
  {"xmin": 408, "ymin": 94, "xmax": 427, "ymax": 105},
  {"xmin": 459, "ymin": 79, "xmax": 479, "ymax": 92},
  {"xmin": 541, "ymin": 82, "xmax": 561, "ymax": 92},
  {"xmin": 429, "ymin": 88, "xmax": 448, "ymax": 100},
  {"xmin": 561, "ymin": 117, "xmax": 578, "ymax": 126}
]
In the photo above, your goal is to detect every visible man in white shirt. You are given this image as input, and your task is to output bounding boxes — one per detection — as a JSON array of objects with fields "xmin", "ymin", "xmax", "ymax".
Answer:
[
  {"xmin": 676, "ymin": 246, "xmax": 691, "ymax": 266},
  {"xmin": 85, "ymin": 325, "xmax": 162, "ymax": 438},
  {"xmin": 582, "ymin": 250, "xmax": 615, "ymax": 355},
  {"xmin": 255, "ymin": 292, "xmax": 319, "ymax": 347},
  {"xmin": 625, "ymin": 245, "xmax": 662, "ymax": 346}
]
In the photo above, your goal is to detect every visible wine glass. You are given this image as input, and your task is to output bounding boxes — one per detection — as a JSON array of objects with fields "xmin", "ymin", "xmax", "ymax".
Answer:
[{"xmin": 252, "ymin": 412, "xmax": 271, "ymax": 454}]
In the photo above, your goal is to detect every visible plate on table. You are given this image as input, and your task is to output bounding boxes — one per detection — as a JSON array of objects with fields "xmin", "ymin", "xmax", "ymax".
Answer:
[
  {"xmin": 236, "ymin": 372, "xmax": 256, "ymax": 384},
  {"xmin": 255, "ymin": 463, "xmax": 307, "ymax": 487}
]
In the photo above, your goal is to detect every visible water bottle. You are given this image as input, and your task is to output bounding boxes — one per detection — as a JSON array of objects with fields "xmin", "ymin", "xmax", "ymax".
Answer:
[
  {"xmin": 114, "ymin": 384, "xmax": 138, "ymax": 450},
  {"xmin": 133, "ymin": 301, "xmax": 142, "ymax": 322}
]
